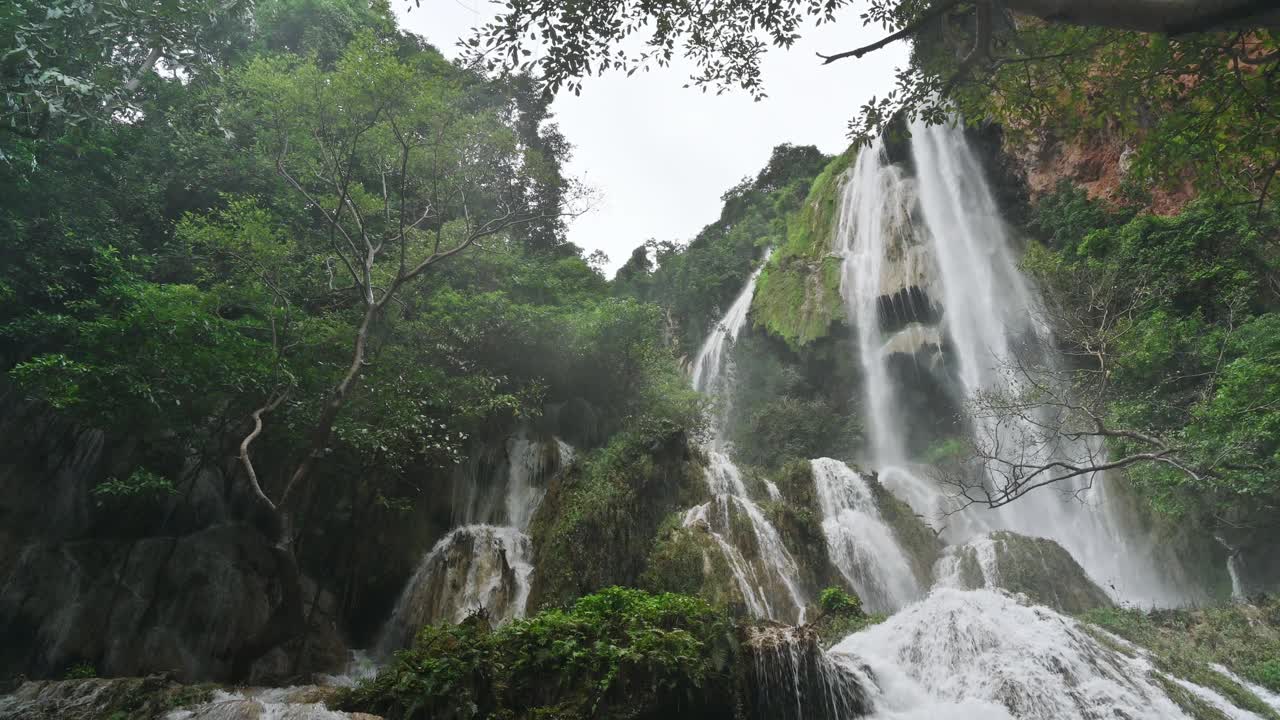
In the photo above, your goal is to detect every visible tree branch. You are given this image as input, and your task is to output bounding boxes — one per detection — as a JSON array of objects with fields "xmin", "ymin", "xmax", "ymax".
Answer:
[{"xmin": 817, "ymin": 0, "xmax": 961, "ymax": 65}]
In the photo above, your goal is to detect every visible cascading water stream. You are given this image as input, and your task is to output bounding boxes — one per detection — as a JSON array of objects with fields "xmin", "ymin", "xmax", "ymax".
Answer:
[
  {"xmin": 810, "ymin": 458, "xmax": 919, "ymax": 612},
  {"xmin": 374, "ymin": 431, "xmax": 570, "ymax": 656},
  {"xmin": 833, "ymin": 119, "xmax": 1195, "ymax": 606},
  {"xmin": 681, "ymin": 249, "xmax": 810, "ymax": 624}
]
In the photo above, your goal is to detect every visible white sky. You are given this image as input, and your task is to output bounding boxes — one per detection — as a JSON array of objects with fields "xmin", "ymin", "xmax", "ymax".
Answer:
[{"xmin": 395, "ymin": 1, "xmax": 907, "ymax": 274}]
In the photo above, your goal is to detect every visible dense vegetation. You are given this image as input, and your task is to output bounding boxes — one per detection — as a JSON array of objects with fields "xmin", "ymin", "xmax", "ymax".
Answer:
[
  {"xmin": 5, "ymin": 2, "xmax": 1280, "ymax": 718},
  {"xmin": 1025, "ymin": 186, "xmax": 1280, "ymax": 536},
  {"xmin": 0, "ymin": 0, "xmax": 709, "ymax": 668},
  {"xmin": 613, "ymin": 143, "xmax": 830, "ymax": 358},
  {"xmin": 340, "ymin": 587, "xmax": 739, "ymax": 720}
]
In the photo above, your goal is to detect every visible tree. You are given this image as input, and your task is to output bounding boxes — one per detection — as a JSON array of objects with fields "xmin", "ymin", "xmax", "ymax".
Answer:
[
  {"xmin": 465, "ymin": 0, "xmax": 1279, "ymax": 203},
  {"xmin": 1, "ymin": 0, "xmax": 253, "ymax": 164},
  {"xmin": 230, "ymin": 34, "xmax": 557, "ymax": 525},
  {"xmin": 940, "ymin": 195, "xmax": 1280, "ymax": 533}
]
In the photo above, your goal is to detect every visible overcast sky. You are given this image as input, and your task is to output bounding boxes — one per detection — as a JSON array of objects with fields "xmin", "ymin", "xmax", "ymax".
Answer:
[{"xmin": 395, "ymin": 1, "xmax": 907, "ymax": 274}]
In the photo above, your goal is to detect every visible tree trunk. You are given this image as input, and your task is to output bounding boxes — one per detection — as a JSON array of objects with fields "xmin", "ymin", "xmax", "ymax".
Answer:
[{"xmin": 279, "ymin": 302, "xmax": 379, "ymax": 509}]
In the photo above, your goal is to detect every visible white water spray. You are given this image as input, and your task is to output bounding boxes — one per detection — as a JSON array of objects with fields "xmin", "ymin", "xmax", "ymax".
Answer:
[
  {"xmin": 376, "ymin": 432, "xmax": 570, "ymax": 654},
  {"xmin": 832, "ymin": 588, "xmax": 1235, "ymax": 720}
]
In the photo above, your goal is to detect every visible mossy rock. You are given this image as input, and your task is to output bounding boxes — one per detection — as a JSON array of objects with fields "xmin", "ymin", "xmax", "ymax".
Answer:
[
  {"xmin": 769, "ymin": 459, "xmax": 822, "ymax": 516},
  {"xmin": 1081, "ymin": 595, "xmax": 1280, "ymax": 710},
  {"xmin": 939, "ymin": 532, "xmax": 1113, "ymax": 613},
  {"xmin": 642, "ymin": 514, "xmax": 749, "ymax": 615},
  {"xmin": 527, "ymin": 430, "xmax": 709, "ymax": 609},
  {"xmin": 758, "ymin": 499, "xmax": 840, "ymax": 604},
  {"xmin": 751, "ymin": 148, "xmax": 857, "ymax": 348}
]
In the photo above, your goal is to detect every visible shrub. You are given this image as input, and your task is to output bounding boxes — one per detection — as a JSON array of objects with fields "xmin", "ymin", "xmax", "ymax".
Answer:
[{"xmin": 341, "ymin": 588, "xmax": 739, "ymax": 720}]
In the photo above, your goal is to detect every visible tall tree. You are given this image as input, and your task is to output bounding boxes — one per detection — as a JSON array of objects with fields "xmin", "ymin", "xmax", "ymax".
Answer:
[{"xmin": 231, "ymin": 33, "xmax": 553, "ymax": 522}]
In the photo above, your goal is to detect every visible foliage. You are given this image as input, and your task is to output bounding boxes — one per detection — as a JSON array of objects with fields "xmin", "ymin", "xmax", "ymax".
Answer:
[
  {"xmin": 91, "ymin": 468, "xmax": 177, "ymax": 500},
  {"xmin": 1024, "ymin": 189, "xmax": 1280, "ymax": 529},
  {"xmin": 341, "ymin": 587, "xmax": 738, "ymax": 720},
  {"xmin": 1, "ymin": 0, "xmax": 253, "ymax": 165},
  {"xmin": 530, "ymin": 428, "xmax": 709, "ymax": 608},
  {"xmin": 0, "ymin": 0, "xmax": 718, "ymax": 675},
  {"xmin": 1081, "ymin": 597, "xmax": 1280, "ymax": 715},
  {"xmin": 614, "ymin": 144, "xmax": 829, "ymax": 357},
  {"xmin": 818, "ymin": 586, "xmax": 863, "ymax": 616},
  {"xmin": 941, "ymin": 21, "xmax": 1280, "ymax": 209},
  {"xmin": 63, "ymin": 661, "xmax": 96, "ymax": 679},
  {"xmin": 721, "ymin": 329, "xmax": 863, "ymax": 470}
]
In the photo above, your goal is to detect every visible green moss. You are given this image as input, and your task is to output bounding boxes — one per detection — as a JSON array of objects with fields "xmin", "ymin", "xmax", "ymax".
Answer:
[
  {"xmin": 341, "ymin": 587, "xmax": 739, "ymax": 720},
  {"xmin": 816, "ymin": 612, "xmax": 887, "ymax": 648},
  {"xmin": 1081, "ymin": 598, "xmax": 1280, "ymax": 718},
  {"xmin": 759, "ymin": 498, "xmax": 836, "ymax": 599},
  {"xmin": 982, "ymin": 531, "xmax": 1113, "ymax": 613},
  {"xmin": 528, "ymin": 430, "xmax": 708, "ymax": 609},
  {"xmin": 770, "ymin": 460, "xmax": 820, "ymax": 515},
  {"xmin": 751, "ymin": 147, "xmax": 858, "ymax": 348},
  {"xmin": 642, "ymin": 514, "xmax": 747, "ymax": 614}
]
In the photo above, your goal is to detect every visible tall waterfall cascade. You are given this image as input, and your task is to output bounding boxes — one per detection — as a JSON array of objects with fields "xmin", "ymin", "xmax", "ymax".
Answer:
[
  {"xmin": 834, "ymin": 119, "xmax": 1196, "ymax": 607},
  {"xmin": 676, "ymin": 118, "xmax": 1251, "ymax": 719},
  {"xmin": 375, "ymin": 431, "xmax": 572, "ymax": 655}
]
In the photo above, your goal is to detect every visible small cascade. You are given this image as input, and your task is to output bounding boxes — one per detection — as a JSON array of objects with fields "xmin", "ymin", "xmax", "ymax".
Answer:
[
  {"xmin": 742, "ymin": 625, "xmax": 871, "ymax": 720},
  {"xmin": 375, "ymin": 525, "xmax": 534, "ymax": 654},
  {"xmin": 376, "ymin": 432, "xmax": 571, "ymax": 655},
  {"xmin": 691, "ymin": 248, "xmax": 773, "ymax": 403},
  {"xmin": 830, "ymin": 588, "xmax": 1241, "ymax": 719},
  {"xmin": 933, "ymin": 535, "xmax": 1000, "ymax": 590},
  {"xmin": 833, "ymin": 119, "xmax": 1197, "ymax": 606},
  {"xmin": 681, "ymin": 249, "xmax": 812, "ymax": 624},
  {"xmin": 683, "ymin": 495, "xmax": 809, "ymax": 623},
  {"xmin": 810, "ymin": 458, "xmax": 919, "ymax": 612}
]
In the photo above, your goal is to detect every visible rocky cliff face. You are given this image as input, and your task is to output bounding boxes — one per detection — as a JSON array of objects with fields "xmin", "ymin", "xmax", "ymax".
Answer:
[
  {"xmin": 0, "ymin": 395, "xmax": 347, "ymax": 682},
  {"xmin": 1002, "ymin": 125, "xmax": 1196, "ymax": 215}
]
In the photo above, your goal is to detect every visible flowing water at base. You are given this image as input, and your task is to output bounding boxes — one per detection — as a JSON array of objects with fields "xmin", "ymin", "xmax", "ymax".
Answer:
[{"xmin": 832, "ymin": 588, "xmax": 1243, "ymax": 720}]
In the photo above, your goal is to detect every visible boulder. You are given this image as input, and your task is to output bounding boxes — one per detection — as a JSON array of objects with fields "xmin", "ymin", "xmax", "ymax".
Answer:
[{"xmin": 934, "ymin": 531, "xmax": 1114, "ymax": 613}]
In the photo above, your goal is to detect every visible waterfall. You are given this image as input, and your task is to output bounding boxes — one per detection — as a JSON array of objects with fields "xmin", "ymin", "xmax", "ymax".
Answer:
[
  {"xmin": 810, "ymin": 458, "xmax": 919, "ymax": 612},
  {"xmin": 829, "ymin": 588, "xmax": 1246, "ymax": 720},
  {"xmin": 682, "ymin": 249, "xmax": 810, "ymax": 624},
  {"xmin": 376, "ymin": 432, "xmax": 569, "ymax": 654},
  {"xmin": 833, "ymin": 119, "xmax": 1194, "ymax": 606},
  {"xmin": 743, "ymin": 625, "xmax": 871, "ymax": 720},
  {"xmin": 691, "ymin": 248, "xmax": 773, "ymax": 401},
  {"xmin": 375, "ymin": 525, "xmax": 535, "ymax": 655},
  {"xmin": 683, "ymin": 494, "xmax": 809, "ymax": 623}
]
